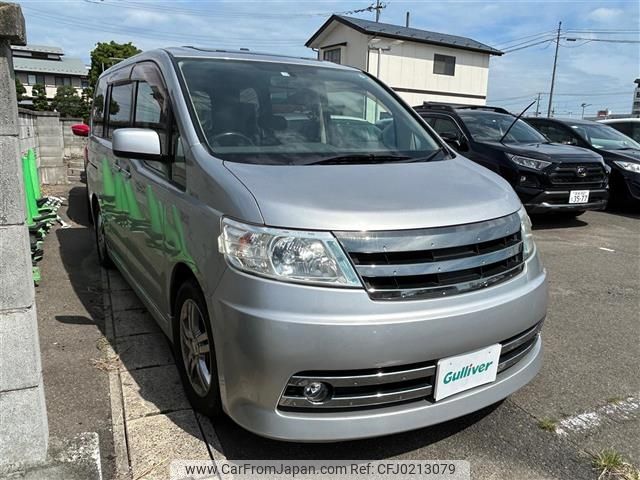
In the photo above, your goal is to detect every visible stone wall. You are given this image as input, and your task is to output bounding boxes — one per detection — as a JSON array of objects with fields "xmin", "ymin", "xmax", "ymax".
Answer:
[
  {"xmin": 0, "ymin": 3, "xmax": 49, "ymax": 471},
  {"xmin": 17, "ymin": 108, "xmax": 86, "ymax": 184}
]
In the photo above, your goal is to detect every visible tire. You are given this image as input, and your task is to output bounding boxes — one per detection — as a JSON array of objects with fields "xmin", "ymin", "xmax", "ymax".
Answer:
[
  {"xmin": 173, "ymin": 279, "xmax": 223, "ymax": 418},
  {"xmin": 94, "ymin": 206, "xmax": 114, "ymax": 268}
]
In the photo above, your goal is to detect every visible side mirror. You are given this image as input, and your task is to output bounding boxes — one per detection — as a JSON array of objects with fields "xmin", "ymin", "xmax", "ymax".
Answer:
[
  {"xmin": 112, "ymin": 128, "xmax": 165, "ymax": 162},
  {"xmin": 440, "ymin": 132, "xmax": 467, "ymax": 151},
  {"xmin": 71, "ymin": 123, "xmax": 90, "ymax": 137},
  {"xmin": 562, "ymin": 138, "xmax": 577, "ymax": 146}
]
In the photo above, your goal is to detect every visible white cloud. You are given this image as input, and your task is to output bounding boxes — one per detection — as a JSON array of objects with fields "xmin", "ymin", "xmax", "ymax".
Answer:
[{"xmin": 587, "ymin": 7, "xmax": 624, "ymax": 23}]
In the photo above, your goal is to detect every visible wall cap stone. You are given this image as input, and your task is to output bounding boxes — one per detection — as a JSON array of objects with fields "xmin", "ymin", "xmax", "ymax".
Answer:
[
  {"xmin": 0, "ymin": 3, "xmax": 26, "ymax": 45},
  {"xmin": 18, "ymin": 108, "xmax": 60, "ymax": 118}
]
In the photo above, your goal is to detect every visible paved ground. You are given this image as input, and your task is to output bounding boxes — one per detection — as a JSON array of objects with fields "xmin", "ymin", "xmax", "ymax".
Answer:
[{"xmin": 36, "ymin": 184, "xmax": 639, "ymax": 479}]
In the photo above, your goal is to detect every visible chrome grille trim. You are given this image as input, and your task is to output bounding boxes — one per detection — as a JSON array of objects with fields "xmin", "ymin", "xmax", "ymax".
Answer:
[
  {"xmin": 334, "ymin": 212, "xmax": 521, "ymax": 253},
  {"xmin": 289, "ymin": 365, "xmax": 437, "ymax": 388},
  {"xmin": 335, "ymin": 212, "xmax": 524, "ymax": 301},
  {"xmin": 356, "ymin": 242, "xmax": 523, "ymax": 278},
  {"xmin": 279, "ymin": 384, "xmax": 434, "ymax": 409}
]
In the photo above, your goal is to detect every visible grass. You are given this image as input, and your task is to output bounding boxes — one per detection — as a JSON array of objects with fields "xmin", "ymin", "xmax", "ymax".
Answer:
[
  {"xmin": 592, "ymin": 449, "xmax": 640, "ymax": 480},
  {"xmin": 538, "ymin": 418, "xmax": 557, "ymax": 432}
]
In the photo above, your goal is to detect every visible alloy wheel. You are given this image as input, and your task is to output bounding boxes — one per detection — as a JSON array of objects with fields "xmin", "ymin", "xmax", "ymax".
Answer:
[{"xmin": 179, "ymin": 298, "xmax": 212, "ymax": 397}]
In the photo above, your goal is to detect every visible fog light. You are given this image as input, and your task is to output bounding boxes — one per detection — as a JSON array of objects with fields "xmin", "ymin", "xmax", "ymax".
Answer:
[
  {"xmin": 520, "ymin": 175, "xmax": 527, "ymax": 183},
  {"xmin": 303, "ymin": 382, "xmax": 330, "ymax": 403}
]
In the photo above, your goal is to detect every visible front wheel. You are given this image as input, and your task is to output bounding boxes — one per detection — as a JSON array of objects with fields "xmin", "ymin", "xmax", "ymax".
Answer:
[{"xmin": 174, "ymin": 279, "xmax": 223, "ymax": 418}]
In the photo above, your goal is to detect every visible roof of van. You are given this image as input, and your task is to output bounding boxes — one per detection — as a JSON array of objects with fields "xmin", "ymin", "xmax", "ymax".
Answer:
[{"xmin": 164, "ymin": 46, "xmax": 354, "ymax": 69}]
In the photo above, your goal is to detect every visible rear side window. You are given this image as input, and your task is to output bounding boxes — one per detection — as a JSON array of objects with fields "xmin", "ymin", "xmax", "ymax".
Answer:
[
  {"xmin": 91, "ymin": 79, "xmax": 107, "ymax": 138},
  {"xmin": 107, "ymin": 83, "xmax": 134, "ymax": 138},
  {"xmin": 534, "ymin": 123, "xmax": 573, "ymax": 144}
]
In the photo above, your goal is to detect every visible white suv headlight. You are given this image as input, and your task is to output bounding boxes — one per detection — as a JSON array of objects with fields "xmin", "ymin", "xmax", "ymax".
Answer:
[
  {"xmin": 507, "ymin": 153, "xmax": 552, "ymax": 170},
  {"xmin": 218, "ymin": 218, "xmax": 361, "ymax": 287},
  {"xmin": 518, "ymin": 208, "xmax": 535, "ymax": 259},
  {"xmin": 614, "ymin": 160, "xmax": 640, "ymax": 173}
]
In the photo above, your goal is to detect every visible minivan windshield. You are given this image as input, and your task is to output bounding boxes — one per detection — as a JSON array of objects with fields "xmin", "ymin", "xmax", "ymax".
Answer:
[
  {"xmin": 570, "ymin": 122, "xmax": 640, "ymax": 151},
  {"xmin": 177, "ymin": 58, "xmax": 442, "ymax": 165},
  {"xmin": 458, "ymin": 111, "xmax": 547, "ymax": 144}
]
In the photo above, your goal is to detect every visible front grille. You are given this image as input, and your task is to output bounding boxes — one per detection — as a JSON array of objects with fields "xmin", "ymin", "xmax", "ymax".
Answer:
[
  {"xmin": 278, "ymin": 322, "xmax": 542, "ymax": 412},
  {"xmin": 549, "ymin": 163, "xmax": 606, "ymax": 187},
  {"xmin": 334, "ymin": 212, "xmax": 524, "ymax": 301}
]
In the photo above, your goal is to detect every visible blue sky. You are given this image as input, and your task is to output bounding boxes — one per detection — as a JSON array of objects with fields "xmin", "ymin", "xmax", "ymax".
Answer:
[{"xmin": 17, "ymin": 0, "xmax": 640, "ymax": 117}]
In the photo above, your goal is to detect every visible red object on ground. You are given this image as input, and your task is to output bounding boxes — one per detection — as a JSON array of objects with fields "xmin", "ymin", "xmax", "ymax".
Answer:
[{"xmin": 71, "ymin": 123, "xmax": 89, "ymax": 137}]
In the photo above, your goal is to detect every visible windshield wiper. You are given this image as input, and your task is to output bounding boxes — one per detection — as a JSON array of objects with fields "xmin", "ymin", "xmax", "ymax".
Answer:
[{"xmin": 307, "ymin": 153, "xmax": 413, "ymax": 165}]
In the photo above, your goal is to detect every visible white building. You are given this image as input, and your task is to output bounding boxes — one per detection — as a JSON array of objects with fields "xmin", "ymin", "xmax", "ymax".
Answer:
[
  {"xmin": 12, "ymin": 44, "xmax": 89, "ymax": 100},
  {"xmin": 306, "ymin": 15, "xmax": 503, "ymax": 106}
]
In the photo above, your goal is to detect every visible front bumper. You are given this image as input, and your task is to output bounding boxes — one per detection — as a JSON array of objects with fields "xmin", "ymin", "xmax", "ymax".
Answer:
[
  {"xmin": 519, "ymin": 188, "xmax": 608, "ymax": 213},
  {"xmin": 209, "ymin": 252, "xmax": 548, "ymax": 442}
]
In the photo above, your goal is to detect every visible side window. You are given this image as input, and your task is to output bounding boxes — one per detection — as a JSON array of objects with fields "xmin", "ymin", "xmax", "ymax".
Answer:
[
  {"xmin": 91, "ymin": 79, "xmax": 107, "ymax": 138},
  {"xmin": 537, "ymin": 123, "xmax": 573, "ymax": 144},
  {"xmin": 107, "ymin": 83, "xmax": 134, "ymax": 139},
  {"xmin": 420, "ymin": 115, "xmax": 436, "ymax": 127},
  {"xmin": 131, "ymin": 62, "xmax": 172, "ymax": 178},
  {"xmin": 433, "ymin": 117, "xmax": 460, "ymax": 137}
]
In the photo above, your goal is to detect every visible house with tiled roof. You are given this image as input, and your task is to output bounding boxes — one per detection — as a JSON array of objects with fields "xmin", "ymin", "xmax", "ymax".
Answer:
[
  {"xmin": 12, "ymin": 44, "xmax": 89, "ymax": 101},
  {"xmin": 306, "ymin": 15, "xmax": 503, "ymax": 106}
]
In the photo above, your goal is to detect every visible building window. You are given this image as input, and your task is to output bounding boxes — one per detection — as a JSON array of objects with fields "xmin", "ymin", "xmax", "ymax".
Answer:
[
  {"xmin": 81, "ymin": 79, "xmax": 89, "ymax": 89},
  {"xmin": 433, "ymin": 54, "xmax": 456, "ymax": 76},
  {"xmin": 27, "ymin": 73, "xmax": 45, "ymax": 85},
  {"xmin": 55, "ymin": 76, "xmax": 72, "ymax": 87},
  {"xmin": 323, "ymin": 48, "xmax": 341, "ymax": 64}
]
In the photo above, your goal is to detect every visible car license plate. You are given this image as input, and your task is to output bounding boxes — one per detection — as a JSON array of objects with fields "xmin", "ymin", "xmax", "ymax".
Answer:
[
  {"xmin": 569, "ymin": 190, "xmax": 590, "ymax": 204},
  {"xmin": 434, "ymin": 344, "xmax": 501, "ymax": 401}
]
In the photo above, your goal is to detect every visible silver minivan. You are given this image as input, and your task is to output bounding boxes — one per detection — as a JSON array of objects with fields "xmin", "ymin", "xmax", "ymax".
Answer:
[{"xmin": 85, "ymin": 47, "xmax": 548, "ymax": 442}]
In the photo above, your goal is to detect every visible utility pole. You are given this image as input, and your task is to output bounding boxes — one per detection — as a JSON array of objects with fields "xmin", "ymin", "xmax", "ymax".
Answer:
[
  {"xmin": 581, "ymin": 103, "xmax": 591, "ymax": 119},
  {"xmin": 375, "ymin": 0, "xmax": 383, "ymax": 22},
  {"xmin": 547, "ymin": 21, "xmax": 562, "ymax": 117},
  {"xmin": 535, "ymin": 93, "xmax": 541, "ymax": 117}
]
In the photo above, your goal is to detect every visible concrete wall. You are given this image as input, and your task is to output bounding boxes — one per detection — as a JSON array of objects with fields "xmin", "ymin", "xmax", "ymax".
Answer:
[
  {"xmin": 0, "ymin": 4, "xmax": 49, "ymax": 470},
  {"xmin": 17, "ymin": 108, "xmax": 85, "ymax": 184}
]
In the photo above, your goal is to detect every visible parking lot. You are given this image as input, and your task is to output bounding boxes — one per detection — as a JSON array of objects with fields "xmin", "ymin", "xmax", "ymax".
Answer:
[{"xmin": 35, "ymin": 185, "xmax": 639, "ymax": 480}]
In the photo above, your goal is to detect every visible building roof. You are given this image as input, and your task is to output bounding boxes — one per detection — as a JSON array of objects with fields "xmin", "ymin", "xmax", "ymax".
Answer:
[
  {"xmin": 306, "ymin": 15, "xmax": 503, "ymax": 56},
  {"xmin": 11, "ymin": 44, "xmax": 64, "ymax": 55},
  {"xmin": 13, "ymin": 56, "xmax": 88, "ymax": 76}
]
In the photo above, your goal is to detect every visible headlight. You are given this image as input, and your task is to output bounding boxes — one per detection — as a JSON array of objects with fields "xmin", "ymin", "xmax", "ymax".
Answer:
[
  {"xmin": 507, "ymin": 153, "xmax": 552, "ymax": 170},
  {"xmin": 218, "ymin": 218, "xmax": 361, "ymax": 287},
  {"xmin": 517, "ymin": 208, "xmax": 535, "ymax": 259},
  {"xmin": 614, "ymin": 160, "xmax": 640, "ymax": 173}
]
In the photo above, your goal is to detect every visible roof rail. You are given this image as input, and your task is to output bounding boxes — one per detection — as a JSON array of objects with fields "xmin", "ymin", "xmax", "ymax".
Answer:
[{"xmin": 414, "ymin": 101, "xmax": 511, "ymax": 115}]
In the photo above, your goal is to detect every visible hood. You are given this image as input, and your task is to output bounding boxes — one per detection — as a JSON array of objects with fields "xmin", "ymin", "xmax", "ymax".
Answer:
[
  {"xmin": 482, "ymin": 141, "xmax": 603, "ymax": 163},
  {"xmin": 224, "ymin": 157, "xmax": 521, "ymax": 231},
  {"xmin": 601, "ymin": 148, "xmax": 640, "ymax": 163}
]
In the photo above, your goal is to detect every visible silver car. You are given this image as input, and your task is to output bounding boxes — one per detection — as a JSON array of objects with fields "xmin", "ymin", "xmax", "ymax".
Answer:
[{"xmin": 84, "ymin": 47, "xmax": 547, "ymax": 442}]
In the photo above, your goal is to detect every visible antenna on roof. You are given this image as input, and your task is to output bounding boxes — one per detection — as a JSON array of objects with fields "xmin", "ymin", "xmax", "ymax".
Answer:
[
  {"xmin": 406, "ymin": 12, "xmax": 410, "ymax": 28},
  {"xmin": 373, "ymin": 0, "xmax": 386, "ymax": 22}
]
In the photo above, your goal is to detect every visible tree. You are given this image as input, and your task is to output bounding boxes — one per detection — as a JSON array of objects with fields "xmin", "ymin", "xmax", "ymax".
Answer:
[
  {"xmin": 15, "ymin": 78, "xmax": 26, "ymax": 102},
  {"xmin": 51, "ymin": 85, "xmax": 90, "ymax": 118},
  {"xmin": 88, "ymin": 41, "xmax": 141, "ymax": 89},
  {"xmin": 31, "ymin": 84, "xmax": 49, "ymax": 111}
]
